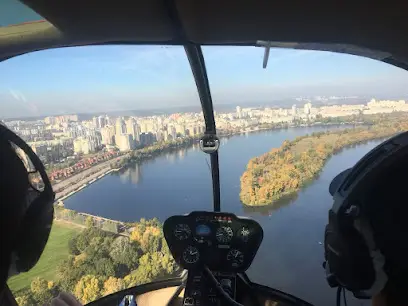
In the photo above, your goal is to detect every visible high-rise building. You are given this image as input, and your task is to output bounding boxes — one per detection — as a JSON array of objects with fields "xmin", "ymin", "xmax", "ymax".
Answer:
[
  {"xmin": 140, "ymin": 132, "xmax": 156, "ymax": 146},
  {"xmin": 92, "ymin": 117, "xmax": 99, "ymax": 129},
  {"xmin": 236, "ymin": 106, "xmax": 242, "ymax": 119},
  {"xmin": 97, "ymin": 116, "xmax": 106, "ymax": 129},
  {"xmin": 155, "ymin": 130, "xmax": 163, "ymax": 142},
  {"xmin": 291, "ymin": 105, "xmax": 297, "ymax": 116},
  {"xmin": 163, "ymin": 129, "xmax": 169, "ymax": 141},
  {"xmin": 101, "ymin": 125, "xmax": 115, "ymax": 145},
  {"xmin": 304, "ymin": 103, "xmax": 312, "ymax": 115},
  {"xmin": 116, "ymin": 134, "xmax": 132, "ymax": 152},
  {"xmin": 44, "ymin": 116, "xmax": 56, "ymax": 125},
  {"xmin": 157, "ymin": 117, "xmax": 164, "ymax": 130},
  {"xmin": 68, "ymin": 115, "xmax": 79, "ymax": 122},
  {"xmin": 170, "ymin": 126, "xmax": 177, "ymax": 140},
  {"xmin": 125, "ymin": 118, "xmax": 140, "ymax": 142},
  {"xmin": 31, "ymin": 143, "xmax": 48, "ymax": 162},
  {"xmin": 174, "ymin": 124, "xmax": 186, "ymax": 136},
  {"xmin": 73, "ymin": 137, "xmax": 96, "ymax": 154},
  {"xmin": 187, "ymin": 125, "xmax": 200, "ymax": 136},
  {"xmin": 115, "ymin": 117, "xmax": 126, "ymax": 135}
]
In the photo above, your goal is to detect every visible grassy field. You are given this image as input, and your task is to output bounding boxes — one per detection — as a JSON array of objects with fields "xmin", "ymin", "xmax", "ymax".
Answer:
[{"xmin": 7, "ymin": 220, "xmax": 81, "ymax": 293}]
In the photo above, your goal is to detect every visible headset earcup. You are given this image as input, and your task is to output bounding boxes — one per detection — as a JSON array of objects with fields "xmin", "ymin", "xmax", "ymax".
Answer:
[
  {"xmin": 325, "ymin": 222, "xmax": 376, "ymax": 292},
  {"xmin": 14, "ymin": 194, "xmax": 54, "ymax": 272}
]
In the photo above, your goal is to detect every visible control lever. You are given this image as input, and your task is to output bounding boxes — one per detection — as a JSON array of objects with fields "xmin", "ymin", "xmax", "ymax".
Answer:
[
  {"xmin": 220, "ymin": 278, "xmax": 233, "ymax": 297},
  {"xmin": 203, "ymin": 266, "xmax": 244, "ymax": 306}
]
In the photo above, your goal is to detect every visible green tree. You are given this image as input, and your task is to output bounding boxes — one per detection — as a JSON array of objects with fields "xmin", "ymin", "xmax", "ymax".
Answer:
[
  {"xmin": 68, "ymin": 235, "xmax": 80, "ymax": 255},
  {"xmin": 124, "ymin": 267, "xmax": 152, "ymax": 287},
  {"xmin": 75, "ymin": 227, "xmax": 108, "ymax": 253},
  {"xmin": 94, "ymin": 257, "xmax": 116, "ymax": 277},
  {"xmin": 109, "ymin": 236, "xmax": 139, "ymax": 269},
  {"xmin": 85, "ymin": 216, "xmax": 94, "ymax": 228},
  {"xmin": 57, "ymin": 257, "xmax": 88, "ymax": 292}
]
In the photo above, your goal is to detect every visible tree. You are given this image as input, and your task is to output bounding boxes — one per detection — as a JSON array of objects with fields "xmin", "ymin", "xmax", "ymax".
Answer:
[
  {"xmin": 240, "ymin": 119, "xmax": 408, "ymax": 206},
  {"xmin": 95, "ymin": 257, "xmax": 116, "ymax": 277},
  {"xmin": 109, "ymin": 236, "xmax": 139, "ymax": 269},
  {"xmin": 103, "ymin": 277, "xmax": 125, "ymax": 296},
  {"xmin": 57, "ymin": 257, "xmax": 88, "ymax": 292},
  {"xmin": 15, "ymin": 294, "xmax": 36, "ymax": 306},
  {"xmin": 68, "ymin": 235, "xmax": 80, "ymax": 255},
  {"xmin": 30, "ymin": 277, "xmax": 53, "ymax": 305},
  {"xmin": 141, "ymin": 233, "xmax": 162, "ymax": 254},
  {"xmin": 124, "ymin": 267, "xmax": 152, "ymax": 287},
  {"xmin": 86, "ymin": 216, "xmax": 94, "ymax": 228},
  {"xmin": 74, "ymin": 275, "xmax": 102, "ymax": 304},
  {"xmin": 75, "ymin": 227, "xmax": 108, "ymax": 253}
]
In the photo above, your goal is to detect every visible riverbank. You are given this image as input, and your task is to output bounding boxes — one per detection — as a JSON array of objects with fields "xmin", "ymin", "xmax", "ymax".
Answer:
[
  {"xmin": 55, "ymin": 167, "xmax": 121, "ymax": 201},
  {"xmin": 53, "ymin": 138, "xmax": 197, "ymax": 202},
  {"xmin": 240, "ymin": 121, "xmax": 408, "ymax": 206},
  {"xmin": 52, "ymin": 121, "xmax": 370, "ymax": 204}
]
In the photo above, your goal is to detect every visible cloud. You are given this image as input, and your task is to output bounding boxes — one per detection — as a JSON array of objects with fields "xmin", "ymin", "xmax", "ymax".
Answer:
[
  {"xmin": 9, "ymin": 89, "xmax": 26, "ymax": 102},
  {"xmin": 8, "ymin": 89, "xmax": 39, "ymax": 115}
]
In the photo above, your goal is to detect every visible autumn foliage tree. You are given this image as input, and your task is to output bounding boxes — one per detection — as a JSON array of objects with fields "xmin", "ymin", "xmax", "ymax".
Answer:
[
  {"xmin": 241, "ymin": 120, "xmax": 408, "ymax": 206},
  {"xmin": 30, "ymin": 277, "xmax": 54, "ymax": 305},
  {"xmin": 103, "ymin": 277, "xmax": 125, "ymax": 296},
  {"xmin": 74, "ymin": 275, "xmax": 102, "ymax": 304}
]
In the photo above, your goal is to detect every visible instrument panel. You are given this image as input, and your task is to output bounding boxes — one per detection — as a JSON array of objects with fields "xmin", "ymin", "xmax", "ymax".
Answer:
[{"xmin": 163, "ymin": 211, "xmax": 263, "ymax": 272}]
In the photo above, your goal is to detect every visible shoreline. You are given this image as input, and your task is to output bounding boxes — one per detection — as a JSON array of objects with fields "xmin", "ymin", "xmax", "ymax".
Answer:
[
  {"xmin": 55, "ymin": 168, "xmax": 121, "ymax": 202},
  {"xmin": 239, "ymin": 138, "xmax": 385, "ymax": 208},
  {"xmin": 53, "ymin": 122, "xmax": 362, "ymax": 205},
  {"xmin": 240, "ymin": 122, "xmax": 408, "ymax": 206}
]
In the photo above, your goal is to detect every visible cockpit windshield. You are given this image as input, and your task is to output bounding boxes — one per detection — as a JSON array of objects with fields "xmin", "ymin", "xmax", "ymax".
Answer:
[{"xmin": 3, "ymin": 42, "xmax": 408, "ymax": 306}]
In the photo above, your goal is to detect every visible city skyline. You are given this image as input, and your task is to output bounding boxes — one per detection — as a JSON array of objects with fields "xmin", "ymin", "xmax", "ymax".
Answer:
[
  {"xmin": 5, "ymin": 98, "xmax": 407, "ymax": 167},
  {"xmin": 1, "ymin": 43, "xmax": 408, "ymax": 118}
]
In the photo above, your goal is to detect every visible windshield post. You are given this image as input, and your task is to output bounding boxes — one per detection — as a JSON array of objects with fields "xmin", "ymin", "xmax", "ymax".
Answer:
[{"xmin": 184, "ymin": 44, "xmax": 221, "ymax": 212}]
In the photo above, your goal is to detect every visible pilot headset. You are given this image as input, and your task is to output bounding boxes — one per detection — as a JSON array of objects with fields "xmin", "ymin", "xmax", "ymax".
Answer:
[
  {"xmin": 0, "ymin": 124, "xmax": 55, "ymax": 286},
  {"xmin": 324, "ymin": 130, "xmax": 408, "ymax": 301}
]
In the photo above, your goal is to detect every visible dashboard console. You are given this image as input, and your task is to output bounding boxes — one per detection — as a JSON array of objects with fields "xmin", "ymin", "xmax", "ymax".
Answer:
[{"xmin": 163, "ymin": 211, "xmax": 263, "ymax": 273}]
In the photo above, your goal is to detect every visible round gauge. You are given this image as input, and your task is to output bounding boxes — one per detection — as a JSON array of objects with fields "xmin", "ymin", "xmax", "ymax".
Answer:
[
  {"xmin": 239, "ymin": 227, "xmax": 250, "ymax": 242},
  {"xmin": 227, "ymin": 249, "xmax": 244, "ymax": 267},
  {"xmin": 216, "ymin": 226, "xmax": 233, "ymax": 243},
  {"xmin": 183, "ymin": 246, "xmax": 200, "ymax": 264},
  {"xmin": 174, "ymin": 224, "xmax": 191, "ymax": 240}
]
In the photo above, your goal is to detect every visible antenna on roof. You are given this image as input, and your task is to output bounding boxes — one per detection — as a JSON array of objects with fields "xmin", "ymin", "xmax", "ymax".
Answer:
[{"xmin": 257, "ymin": 40, "xmax": 272, "ymax": 69}]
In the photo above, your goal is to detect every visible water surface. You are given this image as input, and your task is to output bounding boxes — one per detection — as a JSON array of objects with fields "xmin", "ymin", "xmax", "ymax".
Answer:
[{"xmin": 66, "ymin": 126, "xmax": 379, "ymax": 305}]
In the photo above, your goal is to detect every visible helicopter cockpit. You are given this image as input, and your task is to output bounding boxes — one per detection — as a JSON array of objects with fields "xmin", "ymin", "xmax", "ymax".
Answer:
[
  {"xmin": 3, "ymin": 1, "xmax": 408, "ymax": 306},
  {"xmin": 88, "ymin": 208, "xmax": 311, "ymax": 306},
  {"xmin": 164, "ymin": 211, "xmax": 263, "ymax": 305}
]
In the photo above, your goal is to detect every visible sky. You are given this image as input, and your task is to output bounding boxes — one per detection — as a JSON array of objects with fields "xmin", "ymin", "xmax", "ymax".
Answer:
[{"xmin": 1, "ymin": 1, "xmax": 408, "ymax": 118}]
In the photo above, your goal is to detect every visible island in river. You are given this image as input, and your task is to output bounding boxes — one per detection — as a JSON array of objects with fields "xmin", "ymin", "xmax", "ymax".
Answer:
[{"xmin": 240, "ymin": 118, "xmax": 408, "ymax": 206}]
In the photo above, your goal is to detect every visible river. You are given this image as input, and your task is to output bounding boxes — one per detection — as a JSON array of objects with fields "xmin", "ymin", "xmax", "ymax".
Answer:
[{"xmin": 65, "ymin": 126, "xmax": 379, "ymax": 306}]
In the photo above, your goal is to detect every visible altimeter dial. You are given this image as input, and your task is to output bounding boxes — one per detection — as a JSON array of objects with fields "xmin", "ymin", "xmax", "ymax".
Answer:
[
  {"xmin": 174, "ymin": 224, "xmax": 191, "ymax": 240},
  {"xmin": 227, "ymin": 249, "xmax": 244, "ymax": 267},
  {"xmin": 183, "ymin": 246, "xmax": 200, "ymax": 264},
  {"xmin": 216, "ymin": 226, "xmax": 233, "ymax": 243}
]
